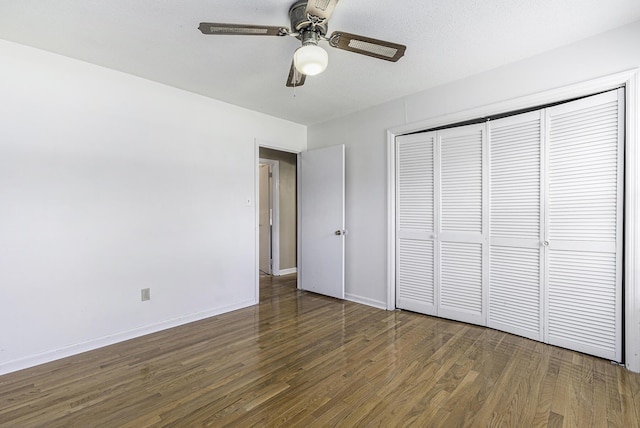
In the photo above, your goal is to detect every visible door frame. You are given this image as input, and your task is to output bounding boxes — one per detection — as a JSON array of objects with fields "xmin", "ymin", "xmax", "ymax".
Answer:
[
  {"xmin": 259, "ymin": 158, "xmax": 280, "ymax": 275},
  {"xmin": 387, "ymin": 69, "xmax": 640, "ymax": 371},
  {"xmin": 254, "ymin": 141, "xmax": 301, "ymax": 301}
]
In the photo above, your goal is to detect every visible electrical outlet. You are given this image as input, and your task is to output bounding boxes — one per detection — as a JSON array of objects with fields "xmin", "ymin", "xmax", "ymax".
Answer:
[{"xmin": 141, "ymin": 288, "xmax": 150, "ymax": 301}]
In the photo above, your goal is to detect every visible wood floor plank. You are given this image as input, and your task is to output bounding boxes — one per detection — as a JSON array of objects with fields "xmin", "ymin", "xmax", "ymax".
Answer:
[
  {"xmin": 615, "ymin": 361, "xmax": 640, "ymax": 428},
  {"xmin": 531, "ymin": 347, "xmax": 563, "ymax": 427},
  {"xmin": 1, "ymin": 273, "xmax": 640, "ymax": 426}
]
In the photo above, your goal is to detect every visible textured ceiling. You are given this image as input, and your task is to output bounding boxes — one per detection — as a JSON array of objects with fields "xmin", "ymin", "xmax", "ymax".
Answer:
[{"xmin": 1, "ymin": 0, "xmax": 640, "ymax": 125}]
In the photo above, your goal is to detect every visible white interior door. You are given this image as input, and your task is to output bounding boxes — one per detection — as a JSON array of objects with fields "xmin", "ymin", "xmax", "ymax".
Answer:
[
  {"xmin": 299, "ymin": 144, "xmax": 345, "ymax": 299},
  {"xmin": 258, "ymin": 163, "xmax": 271, "ymax": 274}
]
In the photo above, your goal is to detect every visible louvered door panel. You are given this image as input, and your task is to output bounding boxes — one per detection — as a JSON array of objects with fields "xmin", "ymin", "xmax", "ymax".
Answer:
[
  {"xmin": 548, "ymin": 97, "xmax": 620, "ymax": 242},
  {"xmin": 490, "ymin": 112, "xmax": 541, "ymax": 240},
  {"xmin": 547, "ymin": 250, "xmax": 618, "ymax": 358},
  {"xmin": 438, "ymin": 124, "xmax": 486, "ymax": 325},
  {"xmin": 546, "ymin": 89, "xmax": 623, "ymax": 361},
  {"xmin": 396, "ymin": 133, "xmax": 436, "ymax": 315},
  {"xmin": 397, "ymin": 239, "xmax": 434, "ymax": 313},
  {"xmin": 439, "ymin": 242, "xmax": 483, "ymax": 323},
  {"xmin": 488, "ymin": 112, "xmax": 542, "ymax": 341},
  {"xmin": 440, "ymin": 127, "xmax": 484, "ymax": 234},
  {"xmin": 397, "ymin": 135, "xmax": 434, "ymax": 232},
  {"xmin": 489, "ymin": 246, "xmax": 541, "ymax": 340}
]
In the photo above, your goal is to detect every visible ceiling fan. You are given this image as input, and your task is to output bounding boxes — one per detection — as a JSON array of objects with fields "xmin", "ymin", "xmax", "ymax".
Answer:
[{"xmin": 198, "ymin": 0, "xmax": 407, "ymax": 87}]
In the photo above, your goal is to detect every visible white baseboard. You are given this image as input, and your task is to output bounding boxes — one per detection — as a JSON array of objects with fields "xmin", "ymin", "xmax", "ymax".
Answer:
[
  {"xmin": 0, "ymin": 299, "xmax": 256, "ymax": 376},
  {"xmin": 345, "ymin": 293, "xmax": 387, "ymax": 310},
  {"xmin": 275, "ymin": 267, "xmax": 297, "ymax": 276}
]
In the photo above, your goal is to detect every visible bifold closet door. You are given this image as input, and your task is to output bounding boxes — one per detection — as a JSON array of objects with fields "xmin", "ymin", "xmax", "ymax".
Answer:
[
  {"xmin": 488, "ymin": 111, "xmax": 543, "ymax": 342},
  {"xmin": 396, "ymin": 133, "xmax": 437, "ymax": 315},
  {"xmin": 396, "ymin": 124, "xmax": 486, "ymax": 323},
  {"xmin": 545, "ymin": 89, "xmax": 624, "ymax": 361},
  {"xmin": 437, "ymin": 124, "xmax": 486, "ymax": 325},
  {"xmin": 395, "ymin": 89, "xmax": 623, "ymax": 361}
]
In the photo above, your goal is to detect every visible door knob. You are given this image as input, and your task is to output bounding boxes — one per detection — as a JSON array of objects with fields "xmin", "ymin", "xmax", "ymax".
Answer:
[
  {"xmin": 335, "ymin": 230, "xmax": 347, "ymax": 236},
  {"xmin": 543, "ymin": 241, "xmax": 549, "ymax": 247}
]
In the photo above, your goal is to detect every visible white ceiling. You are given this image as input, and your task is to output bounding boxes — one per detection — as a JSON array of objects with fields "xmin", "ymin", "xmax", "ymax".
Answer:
[{"xmin": 1, "ymin": 1, "xmax": 640, "ymax": 125}]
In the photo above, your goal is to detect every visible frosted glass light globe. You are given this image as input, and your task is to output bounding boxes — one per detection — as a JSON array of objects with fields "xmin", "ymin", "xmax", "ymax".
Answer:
[{"xmin": 294, "ymin": 45, "xmax": 328, "ymax": 76}]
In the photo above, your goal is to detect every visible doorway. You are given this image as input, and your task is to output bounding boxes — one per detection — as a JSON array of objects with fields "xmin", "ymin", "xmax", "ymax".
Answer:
[{"xmin": 258, "ymin": 147, "xmax": 298, "ymax": 280}]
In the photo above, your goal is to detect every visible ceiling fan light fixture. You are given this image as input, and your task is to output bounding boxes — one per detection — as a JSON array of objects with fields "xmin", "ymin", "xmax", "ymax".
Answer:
[{"xmin": 294, "ymin": 44, "xmax": 328, "ymax": 76}]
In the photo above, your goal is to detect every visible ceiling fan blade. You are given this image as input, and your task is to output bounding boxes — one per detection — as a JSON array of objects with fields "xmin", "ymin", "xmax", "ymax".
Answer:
[
  {"xmin": 286, "ymin": 62, "xmax": 306, "ymax": 87},
  {"xmin": 198, "ymin": 22, "xmax": 289, "ymax": 36},
  {"xmin": 304, "ymin": 0, "xmax": 340, "ymax": 22},
  {"xmin": 329, "ymin": 31, "xmax": 406, "ymax": 62}
]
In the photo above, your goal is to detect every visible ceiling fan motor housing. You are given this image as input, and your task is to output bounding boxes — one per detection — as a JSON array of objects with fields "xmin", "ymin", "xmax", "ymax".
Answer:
[{"xmin": 290, "ymin": 0, "xmax": 328, "ymax": 37}]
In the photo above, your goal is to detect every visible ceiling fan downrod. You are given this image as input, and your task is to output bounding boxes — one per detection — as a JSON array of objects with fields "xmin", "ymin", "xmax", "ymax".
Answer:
[{"xmin": 289, "ymin": 0, "xmax": 328, "ymax": 38}]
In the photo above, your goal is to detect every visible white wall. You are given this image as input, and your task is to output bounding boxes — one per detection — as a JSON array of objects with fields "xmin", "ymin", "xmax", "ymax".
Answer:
[
  {"xmin": 0, "ymin": 40, "xmax": 306, "ymax": 375},
  {"xmin": 308, "ymin": 21, "xmax": 640, "ymax": 328}
]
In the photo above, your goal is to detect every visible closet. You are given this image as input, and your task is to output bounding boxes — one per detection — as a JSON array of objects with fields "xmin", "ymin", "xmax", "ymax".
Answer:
[{"xmin": 396, "ymin": 89, "xmax": 624, "ymax": 361}]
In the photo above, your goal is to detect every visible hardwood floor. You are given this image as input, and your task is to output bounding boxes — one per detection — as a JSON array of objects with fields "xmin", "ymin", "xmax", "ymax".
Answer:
[{"xmin": 1, "ymin": 274, "xmax": 640, "ymax": 427}]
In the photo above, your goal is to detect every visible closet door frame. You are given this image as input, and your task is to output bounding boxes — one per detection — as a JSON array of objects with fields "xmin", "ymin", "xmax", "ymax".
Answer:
[{"xmin": 386, "ymin": 69, "xmax": 640, "ymax": 371}]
